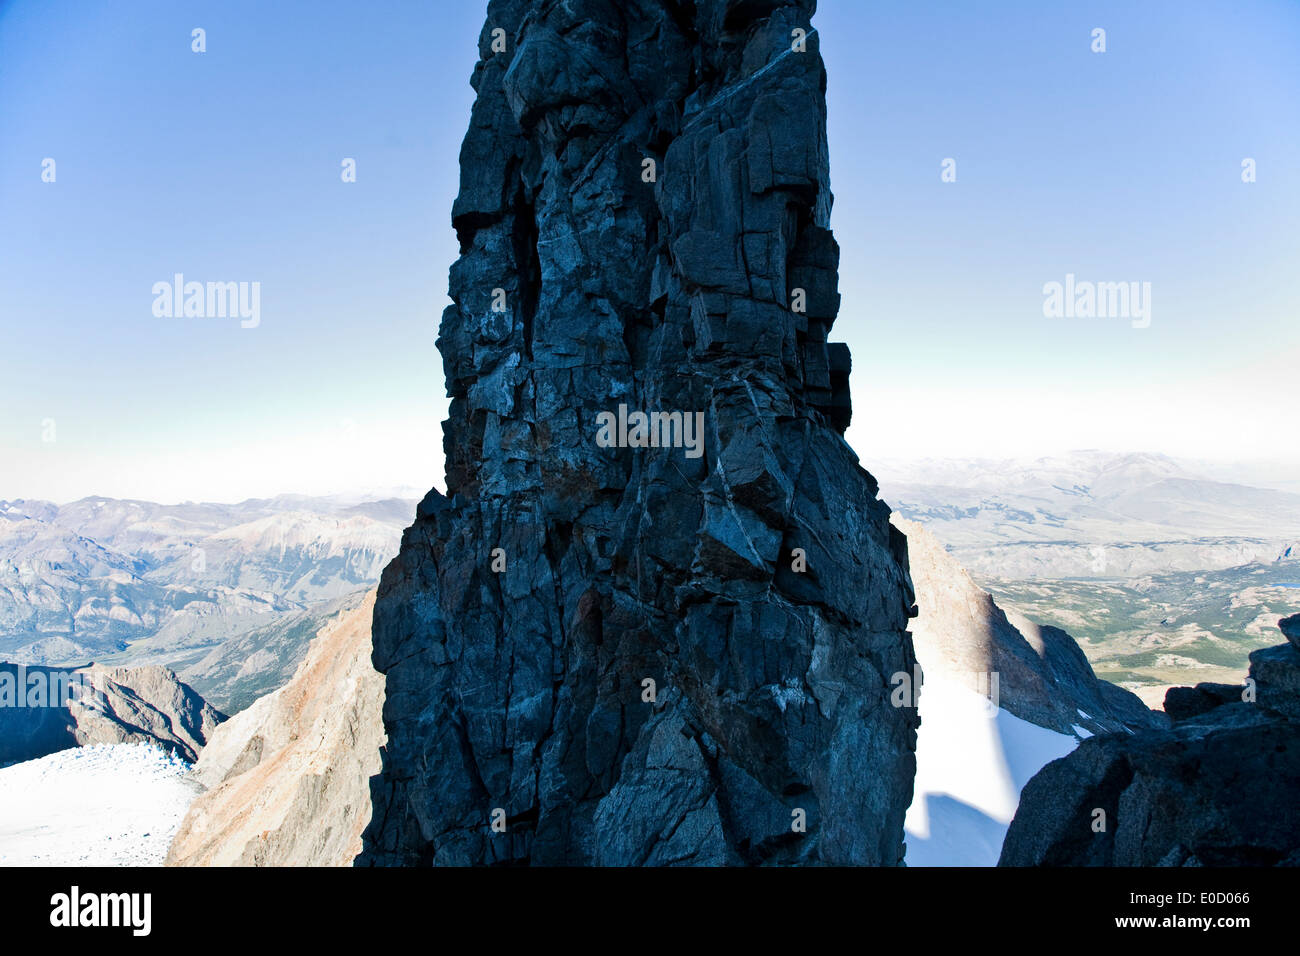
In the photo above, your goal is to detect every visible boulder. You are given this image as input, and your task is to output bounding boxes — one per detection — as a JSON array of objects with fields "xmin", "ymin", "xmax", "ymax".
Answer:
[
  {"xmin": 1162, "ymin": 682, "xmax": 1242, "ymax": 722},
  {"xmin": 1279, "ymin": 612, "xmax": 1300, "ymax": 651}
]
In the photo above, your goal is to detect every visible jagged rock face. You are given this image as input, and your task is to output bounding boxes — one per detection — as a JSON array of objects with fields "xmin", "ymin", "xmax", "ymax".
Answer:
[
  {"xmin": 999, "ymin": 627, "xmax": 1300, "ymax": 866},
  {"xmin": 894, "ymin": 517, "xmax": 1162, "ymax": 736},
  {"xmin": 167, "ymin": 592, "xmax": 384, "ymax": 867},
  {"xmin": 362, "ymin": 0, "xmax": 918, "ymax": 866},
  {"xmin": 0, "ymin": 663, "xmax": 223, "ymax": 765}
]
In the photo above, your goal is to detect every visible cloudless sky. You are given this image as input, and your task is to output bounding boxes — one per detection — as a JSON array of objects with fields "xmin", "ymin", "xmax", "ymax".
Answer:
[{"xmin": 2, "ymin": 0, "xmax": 1297, "ymax": 503}]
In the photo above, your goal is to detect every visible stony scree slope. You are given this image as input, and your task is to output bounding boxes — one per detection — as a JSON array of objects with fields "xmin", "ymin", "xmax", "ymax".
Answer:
[{"xmin": 167, "ymin": 591, "xmax": 384, "ymax": 867}]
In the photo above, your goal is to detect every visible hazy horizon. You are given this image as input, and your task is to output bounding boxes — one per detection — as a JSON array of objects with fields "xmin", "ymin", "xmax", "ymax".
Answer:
[{"xmin": 5, "ymin": 448, "xmax": 1299, "ymax": 508}]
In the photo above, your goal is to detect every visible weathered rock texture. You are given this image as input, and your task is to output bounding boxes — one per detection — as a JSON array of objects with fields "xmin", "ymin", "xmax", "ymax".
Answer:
[
  {"xmin": 895, "ymin": 517, "xmax": 1161, "ymax": 736},
  {"xmin": 361, "ymin": 0, "xmax": 919, "ymax": 866},
  {"xmin": 999, "ymin": 619, "xmax": 1300, "ymax": 866},
  {"xmin": 0, "ymin": 662, "xmax": 222, "ymax": 765},
  {"xmin": 1280, "ymin": 612, "xmax": 1300, "ymax": 651},
  {"xmin": 167, "ymin": 591, "xmax": 384, "ymax": 866}
]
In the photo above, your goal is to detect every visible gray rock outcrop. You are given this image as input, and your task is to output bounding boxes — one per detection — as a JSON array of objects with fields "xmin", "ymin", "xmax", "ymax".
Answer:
[
  {"xmin": 999, "ymin": 617, "xmax": 1300, "ymax": 866},
  {"xmin": 167, "ymin": 591, "xmax": 384, "ymax": 866},
  {"xmin": 0, "ymin": 662, "xmax": 223, "ymax": 765},
  {"xmin": 895, "ymin": 516, "xmax": 1161, "ymax": 736},
  {"xmin": 1280, "ymin": 612, "xmax": 1300, "ymax": 651},
  {"xmin": 361, "ymin": 0, "xmax": 919, "ymax": 866}
]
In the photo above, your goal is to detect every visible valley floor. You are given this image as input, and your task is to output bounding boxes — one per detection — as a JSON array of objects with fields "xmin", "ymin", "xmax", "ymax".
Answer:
[{"xmin": 984, "ymin": 562, "xmax": 1300, "ymax": 706}]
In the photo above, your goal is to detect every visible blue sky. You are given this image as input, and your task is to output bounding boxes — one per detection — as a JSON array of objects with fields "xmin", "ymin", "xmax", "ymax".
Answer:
[{"xmin": 2, "ymin": 0, "xmax": 1297, "ymax": 502}]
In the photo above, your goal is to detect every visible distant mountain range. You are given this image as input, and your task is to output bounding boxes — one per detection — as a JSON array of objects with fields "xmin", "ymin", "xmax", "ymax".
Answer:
[
  {"xmin": 872, "ymin": 451, "xmax": 1300, "ymax": 702},
  {"xmin": 0, "ymin": 496, "xmax": 415, "ymax": 702},
  {"xmin": 874, "ymin": 451, "xmax": 1300, "ymax": 579}
]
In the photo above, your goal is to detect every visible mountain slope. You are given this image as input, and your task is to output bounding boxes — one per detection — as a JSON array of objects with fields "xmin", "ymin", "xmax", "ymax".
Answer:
[
  {"xmin": 897, "ymin": 516, "xmax": 1161, "ymax": 737},
  {"xmin": 0, "ymin": 662, "xmax": 223, "ymax": 765},
  {"xmin": 174, "ymin": 588, "xmax": 373, "ymax": 714},
  {"xmin": 167, "ymin": 591, "xmax": 383, "ymax": 867},
  {"xmin": 896, "ymin": 516, "xmax": 1161, "ymax": 865}
]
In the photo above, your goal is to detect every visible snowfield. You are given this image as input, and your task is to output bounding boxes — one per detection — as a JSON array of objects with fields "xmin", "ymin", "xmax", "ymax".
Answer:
[
  {"xmin": 0, "ymin": 743, "xmax": 200, "ymax": 866},
  {"xmin": 905, "ymin": 678, "xmax": 1079, "ymax": 867}
]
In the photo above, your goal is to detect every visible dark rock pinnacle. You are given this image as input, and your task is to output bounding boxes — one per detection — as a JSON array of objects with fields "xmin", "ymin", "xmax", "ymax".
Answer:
[{"xmin": 360, "ymin": 0, "xmax": 919, "ymax": 866}]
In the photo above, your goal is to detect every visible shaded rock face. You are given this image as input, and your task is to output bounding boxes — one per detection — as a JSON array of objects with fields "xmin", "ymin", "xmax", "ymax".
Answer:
[
  {"xmin": 167, "ymin": 592, "xmax": 384, "ymax": 867},
  {"xmin": 0, "ymin": 663, "xmax": 223, "ymax": 765},
  {"xmin": 1281, "ymin": 613, "xmax": 1300, "ymax": 651},
  {"xmin": 1162, "ymin": 682, "xmax": 1240, "ymax": 722},
  {"xmin": 361, "ymin": 0, "xmax": 918, "ymax": 866},
  {"xmin": 999, "ymin": 623, "xmax": 1300, "ymax": 866},
  {"xmin": 894, "ymin": 517, "xmax": 1161, "ymax": 737}
]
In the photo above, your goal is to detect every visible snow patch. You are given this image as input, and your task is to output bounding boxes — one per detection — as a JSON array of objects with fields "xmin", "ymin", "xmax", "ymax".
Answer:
[
  {"xmin": 769, "ymin": 677, "xmax": 810, "ymax": 713},
  {"xmin": 0, "ymin": 743, "xmax": 200, "ymax": 866},
  {"xmin": 904, "ymin": 678, "xmax": 1077, "ymax": 867}
]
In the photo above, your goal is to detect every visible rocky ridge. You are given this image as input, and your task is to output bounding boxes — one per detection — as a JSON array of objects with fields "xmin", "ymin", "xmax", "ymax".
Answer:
[
  {"xmin": 0, "ymin": 662, "xmax": 223, "ymax": 765},
  {"xmin": 999, "ymin": 615, "xmax": 1300, "ymax": 866},
  {"xmin": 895, "ymin": 516, "xmax": 1161, "ymax": 736}
]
